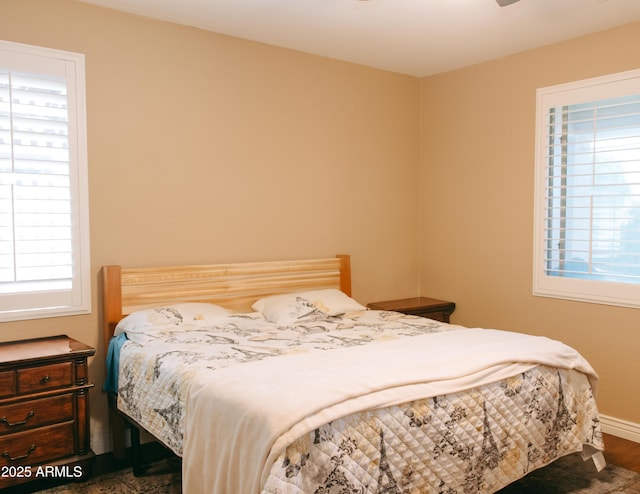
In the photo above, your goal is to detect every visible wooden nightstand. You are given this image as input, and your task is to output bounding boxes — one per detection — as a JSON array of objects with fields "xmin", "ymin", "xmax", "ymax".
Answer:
[
  {"xmin": 367, "ymin": 297, "xmax": 456, "ymax": 323},
  {"xmin": 0, "ymin": 335, "xmax": 95, "ymax": 488}
]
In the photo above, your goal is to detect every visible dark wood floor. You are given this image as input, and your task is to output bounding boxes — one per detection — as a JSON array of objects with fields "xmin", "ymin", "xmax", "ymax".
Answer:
[{"xmin": 603, "ymin": 432, "xmax": 640, "ymax": 473}]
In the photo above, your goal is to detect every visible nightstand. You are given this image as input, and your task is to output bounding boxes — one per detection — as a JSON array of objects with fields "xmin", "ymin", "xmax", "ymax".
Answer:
[
  {"xmin": 0, "ymin": 335, "xmax": 95, "ymax": 488},
  {"xmin": 367, "ymin": 297, "xmax": 456, "ymax": 323}
]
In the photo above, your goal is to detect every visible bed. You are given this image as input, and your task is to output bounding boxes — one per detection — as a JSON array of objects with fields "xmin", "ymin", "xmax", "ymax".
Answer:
[{"xmin": 101, "ymin": 254, "xmax": 605, "ymax": 494}]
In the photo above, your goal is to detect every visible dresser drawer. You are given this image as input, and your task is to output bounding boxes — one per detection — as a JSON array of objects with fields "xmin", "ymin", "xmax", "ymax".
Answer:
[
  {"xmin": 0, "ymin": 394, "xmax": 74, "ymax": 436},
  {"xmin": 0, "ymin": 371, "xmax": 14, "ymax": 399},
  {"xmin": 367, "ymin": 297, "xmax": 456, "ymax": 323},
  {"xmin": 0, "ymin": 336, "xmax": 95, "ymax": 488},
  {"xmin": 0, "ymin": 422, "xmax": 75, "ymax": 467},
  {"xmin": 412, "ymin": 309, "xmax": 450, "ymax": 322},
  {"xmin": 17, "ymin": 363, "xmax": 72, "ymax": 394}
]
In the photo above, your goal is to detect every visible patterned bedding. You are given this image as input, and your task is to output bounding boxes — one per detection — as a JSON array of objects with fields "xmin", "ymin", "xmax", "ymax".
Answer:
[
  {"xmin": 111, "ymin": 306, "xmax": 603, "ymax": 494},
  {"xmin": 262, "ymin": 366, "xmax": 601, "ymax": 493}
]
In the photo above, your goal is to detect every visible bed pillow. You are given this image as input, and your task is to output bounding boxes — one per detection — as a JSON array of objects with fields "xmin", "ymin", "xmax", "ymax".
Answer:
[
  {"xmin": 114, "ymin": 302, "xmax": 232, "ymax": 336},
  {"xmin": 253, "ymin": 296, "xmax": 329, "ymax": 325},
  {"xmin": 252, "ymin": 289, "xmax": 366, "ymax": 324}
]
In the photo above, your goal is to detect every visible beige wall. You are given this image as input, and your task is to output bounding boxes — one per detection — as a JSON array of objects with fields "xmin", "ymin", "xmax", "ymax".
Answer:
[
  {"xmin": 1, "ymin": 0, "xmax": 420, "ymax": 451},
  {"xmin": 2, "ymin": 0, "xmax": 638, "ymax": 453},
  {"xmin": 420, "ymin": 22, "xmax": 640, "ymax": 426}
]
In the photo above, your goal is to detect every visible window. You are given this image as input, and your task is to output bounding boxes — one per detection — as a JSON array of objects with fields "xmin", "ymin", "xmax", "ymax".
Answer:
[
  {"xmin": 534, "ymin": 69, "xmax": 640, "ymax": 308},
  {"xmin": 0, "ymin": 40, "xmax": 90, "ymax": 322}
]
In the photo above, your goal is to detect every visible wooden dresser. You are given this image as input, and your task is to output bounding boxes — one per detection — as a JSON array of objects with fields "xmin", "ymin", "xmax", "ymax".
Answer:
[{"xmin": 0, "ymin": 335, "xmax": 95, "ymax": 488}]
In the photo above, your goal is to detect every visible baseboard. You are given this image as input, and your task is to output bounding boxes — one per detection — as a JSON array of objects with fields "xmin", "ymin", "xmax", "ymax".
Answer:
[
  {"xmin": 92, "ymin": 423, "xmax": 159, "ymax": 456},
  {"xmin": 600, "ymin": 414, "xmax": 640, "ymax": 443},
  {"xmin": 92, "ymin": 424, "xmax": 112, "ymax": 455}
]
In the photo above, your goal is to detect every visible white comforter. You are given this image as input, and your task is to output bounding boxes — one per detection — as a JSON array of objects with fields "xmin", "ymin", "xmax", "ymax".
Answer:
[{"xmin": 182, "ymin": 327, "xmax": 597, "ymax": 494}]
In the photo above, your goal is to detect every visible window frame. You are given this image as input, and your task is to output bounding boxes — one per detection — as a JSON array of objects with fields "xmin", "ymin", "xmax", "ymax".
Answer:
[
  {"xmin": 533, "ymin": 68, "xmax": 640, "ymax": 309},
  {"xmin": 0, "ymin": 40, "xmax": 90, "ymax": 322}
]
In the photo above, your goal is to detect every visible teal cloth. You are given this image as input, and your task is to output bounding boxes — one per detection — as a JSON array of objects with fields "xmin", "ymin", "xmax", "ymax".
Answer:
[{"xmin": 103, "ymin": 332, "xmax": 128, "ymax": 393}]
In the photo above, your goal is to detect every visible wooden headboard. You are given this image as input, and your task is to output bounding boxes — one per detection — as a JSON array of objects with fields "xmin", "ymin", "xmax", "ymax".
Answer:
[{"xmin": 101, "ymin": 254, "xmax": 351, "ymax": 350}]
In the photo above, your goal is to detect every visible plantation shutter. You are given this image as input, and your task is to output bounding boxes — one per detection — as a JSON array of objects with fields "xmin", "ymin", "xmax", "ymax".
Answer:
[{"xmin": 0, "ymin": 41, "xmax": 90, "ymax": 321}]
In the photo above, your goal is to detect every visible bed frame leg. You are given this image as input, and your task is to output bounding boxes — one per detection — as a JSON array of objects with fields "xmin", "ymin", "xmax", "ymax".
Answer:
[
  {"xmin": 108, "ymin": 392, "xmax": 144, "ymax": 474},
  {"xmin": 131, "ymin": 425, "xmax": 143, "ymax": 476},
  {"xmin": 109, "ymin": 407, "xmax": 127, "ymax": 459}
]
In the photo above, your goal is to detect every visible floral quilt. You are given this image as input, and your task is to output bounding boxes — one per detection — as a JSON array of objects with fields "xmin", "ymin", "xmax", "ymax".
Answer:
[
  {"xmin": 116, "ymin": 309, "xmax": 452, "ymax": 454},
  {"xmin": 112, "ymin": 307, "xmax": 603, "ymax": 493},
  {"xmin": 262, "ymin": 365, "xmax": 602, "ymax": 493}
]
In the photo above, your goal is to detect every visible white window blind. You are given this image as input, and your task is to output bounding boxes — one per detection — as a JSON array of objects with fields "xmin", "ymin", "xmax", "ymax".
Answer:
[
  {"xmin": 0, "ymin": 40, "xmax": 90, "ymax": 321},
  {"xmin": 534, "ymin": 69, "xmax": 640, "ymax": 308}
]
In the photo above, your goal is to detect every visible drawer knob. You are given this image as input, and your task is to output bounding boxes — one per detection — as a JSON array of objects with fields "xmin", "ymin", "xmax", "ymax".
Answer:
[
  {"xmin": 40, "ymin": 375, "xmax": 50, "ymax": 385},
  {"xmin": 0, "ymin": 411, "xmax": 35, "ymax": 428},
  {"xmin": 2, "ymin": 444, "xmax": 36, "ymax": 462}
]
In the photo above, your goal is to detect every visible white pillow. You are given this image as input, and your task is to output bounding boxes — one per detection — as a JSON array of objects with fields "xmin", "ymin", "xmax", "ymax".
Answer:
[
  {"xmin": 254, "ymin": 296, "xmax": 328, "ymax": 325},
  {"xmin": 115, "ymin": 302, "xmax": 232, "ymax": 336},
  {"xmin": 252, "ymin": 289, "xmax": 366, "ymax": 324}
]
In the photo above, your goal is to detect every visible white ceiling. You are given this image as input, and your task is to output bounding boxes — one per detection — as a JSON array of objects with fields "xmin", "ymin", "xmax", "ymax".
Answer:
[{"xmin": 78, "ymin": 0, "xmax": 640, "ymax": 77}]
